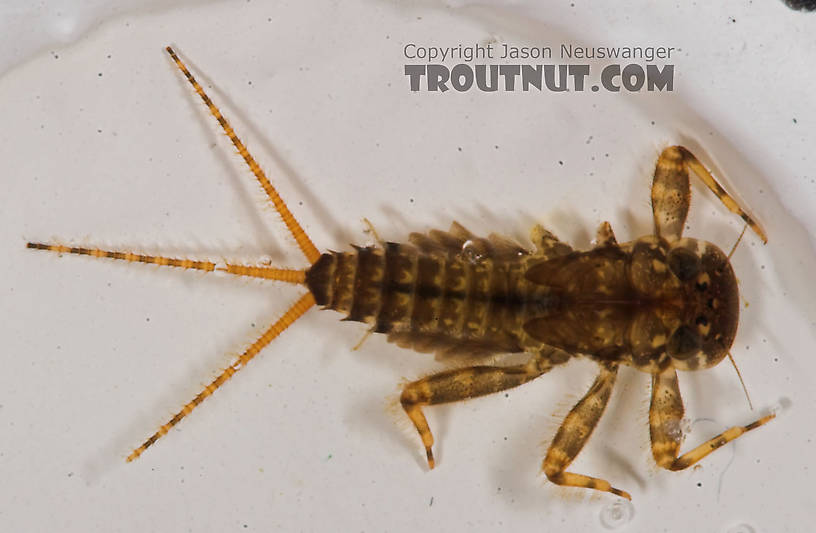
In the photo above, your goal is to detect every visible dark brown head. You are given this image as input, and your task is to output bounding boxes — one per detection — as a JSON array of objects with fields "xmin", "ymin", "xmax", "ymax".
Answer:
[{"xmin": 662, "ymin": 238, "xmax": 740, "ymax": 371}]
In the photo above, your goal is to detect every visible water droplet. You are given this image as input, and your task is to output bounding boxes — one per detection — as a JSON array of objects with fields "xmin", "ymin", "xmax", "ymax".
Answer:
[{"xmin": 599, "ymin": 500, "xmax": 634, "ymax": 529}]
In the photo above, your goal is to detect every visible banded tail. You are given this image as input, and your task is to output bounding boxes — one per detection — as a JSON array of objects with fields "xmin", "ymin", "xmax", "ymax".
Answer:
[{"xmin": 26, "ymin": 45, "xmax": 325, "ymax": 461}]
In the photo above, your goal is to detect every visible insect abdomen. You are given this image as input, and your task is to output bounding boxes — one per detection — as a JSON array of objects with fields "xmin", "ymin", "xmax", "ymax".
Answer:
[
  {"xmin": 305, "ymin": 243, "xmax": 531, "ymax": 352},
  {"xmin": 305, "ymin": 246, "xmax": 389, "ymax": 322}
]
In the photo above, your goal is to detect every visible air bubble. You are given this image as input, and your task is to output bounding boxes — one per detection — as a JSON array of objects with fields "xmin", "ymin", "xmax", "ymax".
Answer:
[
  {"xmin": 664, "ymin": 419, "xmax": 683, "ymax": 441},
  {"xmin": 213, "ymin": 261, "xmax": 228, "ymax": 276},
  {"xmin": 661, "ymin": 417, "xmax": 689, "ymax": 444},
  {"xmin": 461, "ymin": 240, "xmax": 487, "ymax": 264},
  {"xmin": 599, "ymin": 500, "xmax": 634, "ymax": 529},
  {"xmin": 769, "ymin": 396, "xmax": 792, "ymax": 416},
  {"xmin": 724, "ymin": 523, "xmax": 755, "ymax": 533}
]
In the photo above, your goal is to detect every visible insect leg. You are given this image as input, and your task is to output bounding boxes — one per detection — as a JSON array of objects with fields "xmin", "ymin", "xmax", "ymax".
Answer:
[
  {"xmin": 165, "ymin": 46, "xmax": 321, "ymax": 264},
  {"xmin": 649, "ymin": 367, "xmax": 774, "ymax": 471},
  {"xmin": 677, "ymin": 147, "xmax": 767, "ymax": 243},
  {"xmin": 400, "ymin": 346, "xmax": 567, "ymax": 469},
  {"xmin": 651, "ymin": 146, "xmax": 692, "ymax": 242},
  {"xmin": 127, "ymin": 292, "xmax": 315, "ymax": 461},
  {"xmin": 26, "ymin": 242, "xmax": 306, "ymax": 283},
  {"xmin": 541, "ymin": 362, "xmax": 629, "ymax": 499},
  {"xmin": 594, "ymin": 221, "xmax": 617, "ymax": 247},
  {"xmin": 529, "ymin": 224, "xmax": 573, "ymax": 257},
  {"xmin": 651, "ymin": 146, "xmax": 767, "ymax": 243}
]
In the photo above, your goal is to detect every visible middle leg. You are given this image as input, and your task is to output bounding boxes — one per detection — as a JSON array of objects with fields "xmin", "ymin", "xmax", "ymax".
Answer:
[{"xmin": 541, "ymin": 362, "xmax": 629, "ymax": 499}]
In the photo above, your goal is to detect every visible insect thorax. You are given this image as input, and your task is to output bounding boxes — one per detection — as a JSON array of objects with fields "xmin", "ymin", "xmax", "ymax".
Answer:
[{"xmin": 520, "ymin": 235, "xmax": 739, "ymax": 373}]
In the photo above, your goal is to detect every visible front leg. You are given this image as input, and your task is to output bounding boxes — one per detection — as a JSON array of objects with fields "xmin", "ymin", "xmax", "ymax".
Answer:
[
  {"xmin": 400, "ymin": 346, "xmax": 569, "ymax": 469},
  {"xmin": 649, "ymin": 367, "xmax": 774, "ymax": 471},
  {"xmin": 651, "ymin": 146, "xmax": 767, "ymax": 243},
  {"xmin": 541, "ymin": 362, "xmax": 629, "ymax": 499}
]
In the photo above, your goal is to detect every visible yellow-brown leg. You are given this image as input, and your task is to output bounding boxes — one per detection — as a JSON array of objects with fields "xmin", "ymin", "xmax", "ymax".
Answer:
[
  {"xmin": 165, "ymin": 46, "xmax": 321, "ymax": 264},
  {"xmin": 26, "ymin": 242, "xmax": 306, "ymax": 283},
  {"xmin": 400, "ymin": 347, "xmax": 569, "ymax": 469},
  {"xmin": 127, "ymin": 292, "xmax": 316, "ymax": 461},
  {"xmin": 649, "ymin": 367, "xmax": 774, "ymax": 472},
  {"xmin": 541, "ymin": 362, "xmax": 629, "ymax": 499},
  {"xmin": 651, "ymin": 146, "xmax": 766, "ymax": 243}
]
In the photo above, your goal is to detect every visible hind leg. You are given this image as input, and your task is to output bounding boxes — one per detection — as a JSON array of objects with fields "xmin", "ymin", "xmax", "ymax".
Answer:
[{"xmin": 400, "ymin": 347, "xmax": 569, "ymax": 469}]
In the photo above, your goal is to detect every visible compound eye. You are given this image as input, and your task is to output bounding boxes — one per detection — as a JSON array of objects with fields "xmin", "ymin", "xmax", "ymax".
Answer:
[
  {"xmin": 667, "ymin": 325, "xmax": 701, "ymax": 360},
  {"xmin": 667, "ymin": 247, "xmax": 701, "ymax": 282}
]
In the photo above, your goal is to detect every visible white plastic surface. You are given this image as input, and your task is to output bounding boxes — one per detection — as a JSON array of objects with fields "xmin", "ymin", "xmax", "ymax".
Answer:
[{"xmin": 1, "ymin": 2, "xmax": 815, "ymax": 531}]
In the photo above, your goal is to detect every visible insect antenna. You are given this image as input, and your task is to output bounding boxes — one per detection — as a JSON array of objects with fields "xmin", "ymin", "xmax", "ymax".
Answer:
[
  {"xmin": 727, "ymin": 351, "xmax": 754, "ymax": 410},
  {"xmin": 727, "ymin": 224, "xmax": 748, "ymax": 261},
  {"xmin": 724, "ymin": 223, "xmax": 753, "ymax": 410}
]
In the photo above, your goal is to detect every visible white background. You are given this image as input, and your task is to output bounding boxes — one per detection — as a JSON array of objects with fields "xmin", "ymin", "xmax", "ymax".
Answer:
[{"xmin": 1, "ymin": 1, "xmax": 815, "ymax": 531}]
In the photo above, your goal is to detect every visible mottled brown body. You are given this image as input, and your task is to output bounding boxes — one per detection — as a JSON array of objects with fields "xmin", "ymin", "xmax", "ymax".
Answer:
[
  {"xmin": 26, "ymin": 48, "xmax": 774, "ymax": 500},
  {"xmin": 306, "ymin": 240, "xmax": 548, "ymax": 357},
  {"xmin": 304, "ymin": 231, "xmax": 738, "ymax": 375}
]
